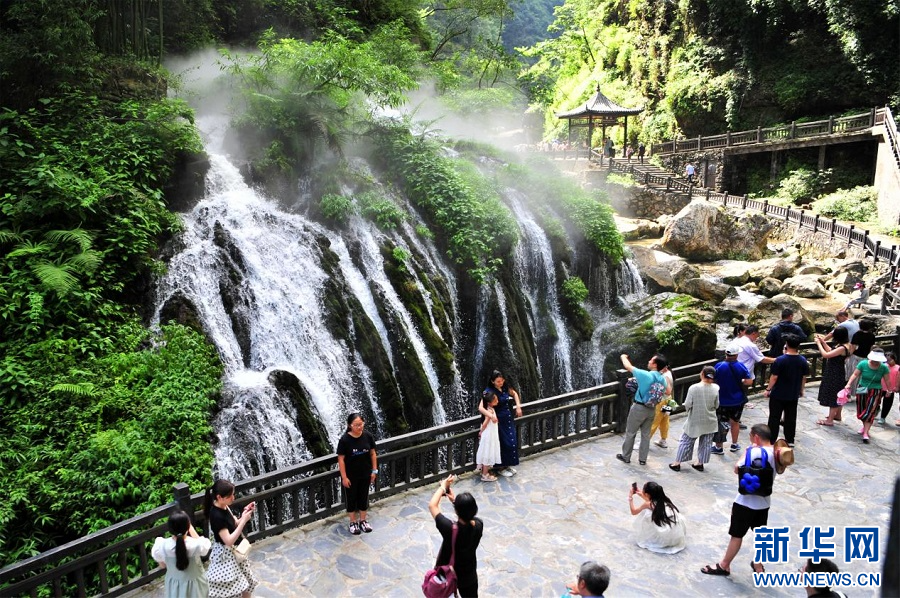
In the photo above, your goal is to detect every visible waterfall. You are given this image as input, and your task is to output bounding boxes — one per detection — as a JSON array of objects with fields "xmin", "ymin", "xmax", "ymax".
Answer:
[
  {"xmin": 152, "ymin": 110, "xmax": 639, "ymax": 476},
  {"xmin": 506, "ymin": 190, "xmax": 574, "ymax": 394}
]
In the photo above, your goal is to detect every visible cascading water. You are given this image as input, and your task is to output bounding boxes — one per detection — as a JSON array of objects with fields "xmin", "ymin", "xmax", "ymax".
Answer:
[
  {"xmin": 506, "ymin": 189, "xmax": 574, "ymax": 394},
  {"xmin": 153, "ymin": 115, "xmax": 458, "ymax": 479},
  {"xmin": 153, "ymin": 109, "xmax": 643, "ymax": 477}
]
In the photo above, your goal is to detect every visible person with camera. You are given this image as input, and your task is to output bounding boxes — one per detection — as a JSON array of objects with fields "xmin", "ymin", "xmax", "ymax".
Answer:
[
  {"xmin": 428, "ymin": 474, "xmax": 483, "ymax": 597},
  {"xmin": 616, "ymin": 353, "xmax": 668, "ymax": 466},
  {"xmin": 628, "ymin": 481, "xmax": 686, "ymax": 554},
  {"xmin": 701, "ymin": 424, "xmax": 787, "ymax": 577},
  {"xmin": 151, "ymin": 509, "xmax": 211, "ymax": 597},
  {"xmin": 203, "ymin": 479, "xmax": 258, "ymax": 598}
]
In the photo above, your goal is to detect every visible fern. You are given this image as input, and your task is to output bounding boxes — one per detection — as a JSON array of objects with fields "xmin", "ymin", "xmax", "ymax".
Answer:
[
  {"xmin": 50, "ymin": 382, "xmax": 97, "ymax": 397},
  {"xmin": 44, "ymin": 228, "xmax": 95, "ymax": 253},
  {"xmin": 32, "ymin": 262, "xmax": 79, "ymax": 296}
]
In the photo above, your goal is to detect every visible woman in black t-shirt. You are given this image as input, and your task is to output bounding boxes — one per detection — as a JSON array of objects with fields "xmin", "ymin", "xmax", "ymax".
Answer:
[
  {"xmin": 428, "ymin": 475, "xmax": 484, "ymax": 597},
  {"xmin": 202, "ymin": 479, "xmax": 258, "ymax": 598},
  {"xmin": 337, "ymin": 413, "xmax": 378, "ymax": 535}
]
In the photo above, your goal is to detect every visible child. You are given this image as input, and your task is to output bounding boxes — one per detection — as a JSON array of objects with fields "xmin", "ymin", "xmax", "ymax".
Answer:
[
  {"xmin": 879, "ymin": 351, "xmax": 899, "ymax": 424},
  {"xmin": 476, "ymin": 392, "xmax": 502, "ymax": 482}
]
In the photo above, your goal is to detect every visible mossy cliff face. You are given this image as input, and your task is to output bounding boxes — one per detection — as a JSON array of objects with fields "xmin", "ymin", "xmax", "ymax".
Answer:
[
  {"xmin": 314, "ymin": 234, "xmax": 411, "ymax": 437},
  {"xmin": 598, "ymin": 293, "xmax": 717, "ymax": 378}
]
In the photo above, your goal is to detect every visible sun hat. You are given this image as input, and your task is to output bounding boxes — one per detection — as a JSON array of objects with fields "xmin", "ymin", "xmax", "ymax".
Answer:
[
  {"xmin": 724, "ymin": 343, "xmax": 741, "ymax": 356},
  {"xmin": 773, "ymin": 439, "xmax": 794, "ymax": 474},
  {"xmin": 866, "ymin": 349, "xmax": 887, "ymax": 362}
]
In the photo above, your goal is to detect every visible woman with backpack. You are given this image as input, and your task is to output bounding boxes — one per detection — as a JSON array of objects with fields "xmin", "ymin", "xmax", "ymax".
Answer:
[
  {"xmin": 428, "ymin": 474, "xmax": 483, "ymax": 597},
  {"xmin": 669, "ymin": 366, "xmax": 719, "ymax": 472}
]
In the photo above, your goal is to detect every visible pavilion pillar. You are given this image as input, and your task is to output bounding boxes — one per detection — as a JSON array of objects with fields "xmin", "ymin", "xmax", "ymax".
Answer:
[
  {"xmin": 588, "ymin": 117, "xmax": 594, "ymax": 160},
  {"xmin": 624, "ymin": 116, "xmax": 628, "ymax": 153}
]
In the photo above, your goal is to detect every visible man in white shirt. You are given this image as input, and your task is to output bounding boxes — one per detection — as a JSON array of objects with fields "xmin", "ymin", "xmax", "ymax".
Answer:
[{"xmin": 735, "ymin": 325, "xmax": 774, "ymax": 380}]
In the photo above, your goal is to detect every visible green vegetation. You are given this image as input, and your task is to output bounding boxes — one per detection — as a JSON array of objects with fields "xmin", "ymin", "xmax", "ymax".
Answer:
[
  {"xmin": 357, "ymin": 191, "xmax": 407, "ymax": 229},
  {"xmin": 320, "ymin": 193, "xmax": 355, "ymax": 222},
  {"xmin": 520, "ymin": 0, "xmax": 898, "ymax": 144},
  {"xmin": 561, "ymin": 276, "xmax": 589, "ymax": 304},
  {"xmin": 812, "ymin": 186, "xmax": 879, "ymax": 223},
  {"xmin": 369, "ymin": 121, "xmax": 518, "ymax": 282}
]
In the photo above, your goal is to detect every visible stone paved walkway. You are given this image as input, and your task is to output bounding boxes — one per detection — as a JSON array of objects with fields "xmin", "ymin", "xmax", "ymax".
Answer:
[{"xmin": 132, "ymin": 387, "xmax": 898, "ymax": 597}]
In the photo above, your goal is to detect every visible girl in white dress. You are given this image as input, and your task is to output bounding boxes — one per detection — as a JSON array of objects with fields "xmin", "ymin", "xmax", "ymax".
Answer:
[
  {"xmin": 628, "ymin": 481, "xmax": 686, "ymax": 554},
  {"xmin": 476, "ymin": 392, "xmax": 502, "ymax": 482},
  {"xmin": 151, "ymin": 509, "xmax": 212, "ymax": 598}
]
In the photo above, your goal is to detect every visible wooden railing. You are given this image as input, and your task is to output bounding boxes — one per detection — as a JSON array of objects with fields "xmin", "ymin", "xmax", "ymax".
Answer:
[
  {"xmin": 874, "ymin": 106, "xmax": 900, "ymax": 180},
  {"xmin": 650, "ymin": 108, "xmax": 881, "ymax": 155},
  {"xmin": 4, "ymin": 331, "xmax": 900, "ymax": 597}
]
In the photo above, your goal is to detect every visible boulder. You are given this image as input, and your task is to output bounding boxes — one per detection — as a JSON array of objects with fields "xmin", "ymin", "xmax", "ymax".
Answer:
[
  {"xmin": 749, "ymin": 294, "xmax": 815, "ymax": 342},
  {"xmin": 642, "ymin": 266, "xmax": 676, "ymax": 293},
  {"xmin": 661, "ymin": 200, "xmax": 775, "ymax": 261},
  {"xmin": 678, "ymin": 277, "xmax": 736, "ymax": 305},
  {"xmin": 670, "ymin": 261, "xmax": 701, "ymax": 290},
  {"xmin": 598, "ymin": 292, "xmax": 718, "ymax": 374},
  {"xmin": 748, "ymin": 256, "xmax": 800, "ymax": 281},
  {"xmin": 780, "ymin": 275, "xmax": 828, "ymax": 299},
  {"xmin": 795, "ymin": 265, "xmax": 829, "ymax": 276},
  {"xmin": 757, "ymin": 277, "xmax": 784, "ymax": 297},
  {"xmin": 825, "ymin": 261, "xmax": 867, "ymax": 293},
  {"xmin": 621, "ymin": 219, "xmax": 665, "ymax": 240},
  {"xmin": 627, "ymin": 245, "xmax": 659, "ymax": 272},
  {"xmin": 716, "ymin": 261, "xmax": 753, "ymax": 285}
]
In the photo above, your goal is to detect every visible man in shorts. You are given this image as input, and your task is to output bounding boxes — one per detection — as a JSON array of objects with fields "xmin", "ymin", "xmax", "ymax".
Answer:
[
  {"xmin": 712, "ymin": 344, "xmax": 752, "ymax": 454},
  {"xmin": 701, "ymin": 424, "xmax": 779, "ymax": 576}
]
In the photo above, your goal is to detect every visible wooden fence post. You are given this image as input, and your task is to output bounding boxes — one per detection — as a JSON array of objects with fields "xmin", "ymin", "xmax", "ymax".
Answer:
[
  {"xmin": 742, "ymin": 194, "xmax": 748, "ymax": 209},
  {"xmin": 666, "ymin": 177, "xmax": 672, "ymax": 192},
  {"xmin": 828, "ymin": 115, "xmax": 834, "ymax": 134},
  {"xmin": 173, "ymin": 483, "xmax": 192, "ymax": 520},
  {"xmin": 813, "ymin": 214, "xmax": 819, "ymax": 232},
  {"xmin": 706, "ymin": 188, "xmax": 711, "ymax": 200},
  {"xmin": 870, "ymin": 108, "xmax": 877, "ymax": 126},
  {"xmin": 830, "ymin": 218, "xmax": 837, "ymax": 238},
  {"xmin": 615, "ymin": 369, "xmax": 630, "ymax": 434},
  {"xmin": 757, "ymin": 127, "xmax": 762, "ymax": 143},
  {"xmin": 790, "ymin": 121, "xmax": 796, "ymax": 138},
  {"xmin": 697, "ymin": 135, "xmax": 702, "ymax": 150},
  {"xmin": 874, "ymin": 240, "xmax": 881, "ymax": 264},
  {"xmin": 763, "ymin": 199, "xmax": 769, "ymax": 215},
  {"xmin": 726, "ymin": 131, "xmax": 731, "ymax": 146}
]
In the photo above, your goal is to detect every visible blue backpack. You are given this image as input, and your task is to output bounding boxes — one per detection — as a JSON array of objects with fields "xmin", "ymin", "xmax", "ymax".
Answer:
[{"xmin": 737, "ymin": 448, "xmax": 774, "ymax": 496}]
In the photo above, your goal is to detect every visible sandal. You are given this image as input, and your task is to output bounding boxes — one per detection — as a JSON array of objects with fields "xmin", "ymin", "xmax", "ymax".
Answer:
[
  {"xmin": 700, "ymin": 564, "xmax": 730, "ymax": 576},
  {"xmin": 816, "ymin": 419, "xmax": 834, "ymax": 426},
  {"xmin": 481, "ymin": 474, "xmax": 498, "ymax": 482},
  {"xmin": 751, "ymin": 561, "xmax": 765, "ymax": 573}
]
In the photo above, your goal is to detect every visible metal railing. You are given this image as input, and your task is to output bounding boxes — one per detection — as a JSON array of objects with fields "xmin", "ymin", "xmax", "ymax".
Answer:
[
  {"xmin": 4, "ymin": 331, "xmax": 900, "ymax": 597},
  {"xmin": 650, "ymin": 108, "xmax": 881, "ymax": 155}
]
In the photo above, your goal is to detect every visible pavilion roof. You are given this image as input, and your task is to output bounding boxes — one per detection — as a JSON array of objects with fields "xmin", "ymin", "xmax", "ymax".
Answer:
[{"xmin": 556, "ymin": 85, "xmax": 643, "ymax": 119}]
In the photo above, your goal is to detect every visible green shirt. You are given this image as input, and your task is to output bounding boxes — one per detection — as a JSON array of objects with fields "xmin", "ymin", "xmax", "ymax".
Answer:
[{"xmin": 855, "ymin": 360, "xmax": 889, "ymax": 391}]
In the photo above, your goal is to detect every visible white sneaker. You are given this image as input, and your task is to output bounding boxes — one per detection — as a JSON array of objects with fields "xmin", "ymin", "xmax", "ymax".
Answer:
[
  {"xmin": 498, "ymin": 468, "xmax": 514, "ymax": 477},
  {"xmin": 655, "ymin": 439, "xmax": 668, "ymax": 448}
]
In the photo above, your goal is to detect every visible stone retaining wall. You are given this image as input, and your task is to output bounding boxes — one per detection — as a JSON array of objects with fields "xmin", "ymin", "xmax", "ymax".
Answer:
[
  {"xmin": 607, "ymin": 185, "xmax": 691, "ymax": 219},
  {"xmin": 767, "ymin": 220, "xmax": 871, "ymax": 262}
]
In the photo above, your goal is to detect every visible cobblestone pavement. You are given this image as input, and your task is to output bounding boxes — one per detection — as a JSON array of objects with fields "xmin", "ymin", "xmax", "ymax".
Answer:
[{"xmin": 132, "ymin": 387, "xmax": 898, "ymax": 597}]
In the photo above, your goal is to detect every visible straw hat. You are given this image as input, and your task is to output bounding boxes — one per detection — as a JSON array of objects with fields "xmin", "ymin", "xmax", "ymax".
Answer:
[{"xmin": 774, "ymin": 439, "xmax": 794, "ymax": 474}]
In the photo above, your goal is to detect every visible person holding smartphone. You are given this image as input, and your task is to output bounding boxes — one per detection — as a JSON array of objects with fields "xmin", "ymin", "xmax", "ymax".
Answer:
[
  {"xmin": 628, "ymin": 481, "xmax": 686, "ymax": 554},
  {"xmin": 203, "ymin": 479, "xmax": 258, "ymax": 598}
]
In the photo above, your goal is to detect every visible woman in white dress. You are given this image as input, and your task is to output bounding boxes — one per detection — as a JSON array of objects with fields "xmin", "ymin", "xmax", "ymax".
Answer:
[
  {"xmin": 628, "ymin": 481, "xmax": 686, "ymax": 554},
  {"xmin": 151, "ymin": 509, "xmax": 212, "ymax": 598}
]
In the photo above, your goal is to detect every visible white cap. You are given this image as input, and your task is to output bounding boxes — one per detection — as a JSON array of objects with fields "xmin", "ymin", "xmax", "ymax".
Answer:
[{"xmin": 725, "ymin": 343, "xmax": 741, "ymax": 356}]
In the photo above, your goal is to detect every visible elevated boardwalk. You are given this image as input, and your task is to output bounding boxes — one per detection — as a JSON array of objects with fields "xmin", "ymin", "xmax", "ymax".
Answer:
[{"xmin": 132, "ymin": 385, "xmax": 897, "ymax": 597}]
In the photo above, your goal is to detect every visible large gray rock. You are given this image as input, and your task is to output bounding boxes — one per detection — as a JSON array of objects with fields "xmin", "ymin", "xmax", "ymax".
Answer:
[
  {"xmin": 780, "ymin": 275, "xmax": 828, "ymax": 298},
  {"xmin": 748, "ymin": 257, "xmax": 800, "ymax": 281},
  {"xmin": 642, "ymin": 266, "xmax": 676, "ymax": 293},
  {"xmin": 678, "ymin": 277, "xmax": 736, "ymax": 305},
  {"xmin": 661, "ymin": 200, "xmax": 775, "ymax": 261},
  {"xmin": 749, "ymin": 294, "xmax": 815, "ymax": 342},
  {"xmin": 716, "ymin": 261, "xmax": 753, "ymax": 286},
  {"xmin": 757, "ymin": 277, "xmax": 784, "ymax": 297},
  {"xmin": 598, "ymin": 293, "xmax": 718, "ymax": 376},
  {"xmin": 796, "ymin": 265, "xmax": 829, "ymax": 276},
  {"xmin": 670, "ymin": 261, "xmax": 701, "ymax": 289}
]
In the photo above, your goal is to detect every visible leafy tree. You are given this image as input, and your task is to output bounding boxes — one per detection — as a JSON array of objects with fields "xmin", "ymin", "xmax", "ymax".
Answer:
[{"xmin": 224, "ymin": 22, "xmax": 421, "ymax": 174}]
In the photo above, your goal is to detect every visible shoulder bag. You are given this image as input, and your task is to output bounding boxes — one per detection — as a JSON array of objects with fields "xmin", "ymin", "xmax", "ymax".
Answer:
[{"xmin": 422, "ymin": 524, "xmax": 458, "ymax": 598}]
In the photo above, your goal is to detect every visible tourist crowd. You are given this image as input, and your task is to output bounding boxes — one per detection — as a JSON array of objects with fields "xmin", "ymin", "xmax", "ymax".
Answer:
[{"xmin": 150, "ymin": 303, "xmax": 894, "ymax": 598}]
